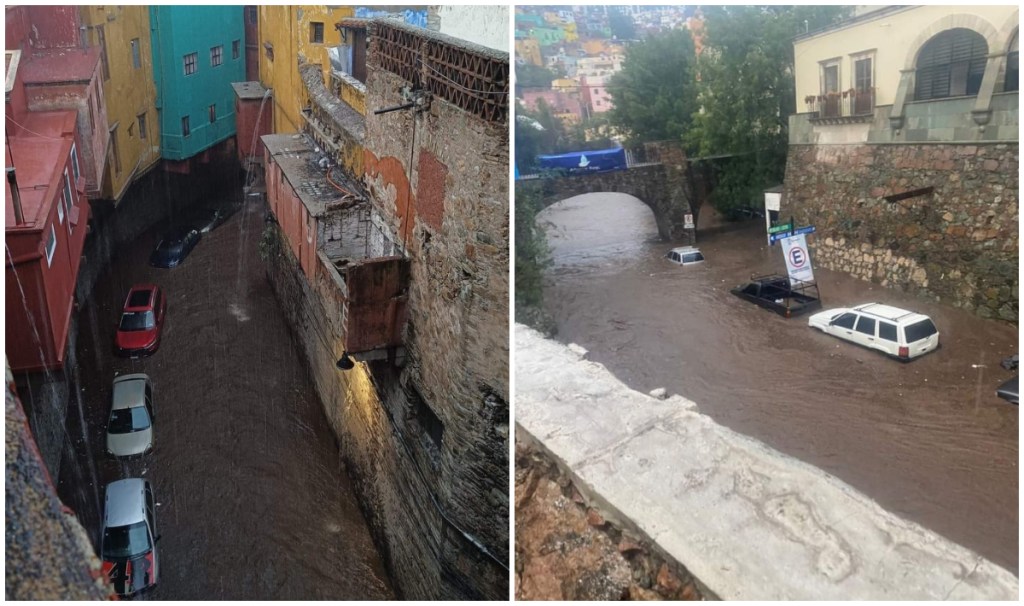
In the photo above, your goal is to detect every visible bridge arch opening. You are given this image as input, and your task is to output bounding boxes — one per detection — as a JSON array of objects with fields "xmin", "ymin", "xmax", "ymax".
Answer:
[{"xmin": 537, "ymin": 192, "xmax": 660, "ymax": 268}]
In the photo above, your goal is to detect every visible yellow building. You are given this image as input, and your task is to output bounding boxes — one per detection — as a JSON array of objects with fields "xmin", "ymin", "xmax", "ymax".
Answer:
[
  {"xmin": 258, "ymin": 5, "xmax": 355, "ymax": 134},
  {"xmin": 551, "ymin": 78, "xmax": 577, "ymax": 92},
  {"xmin": 564, "ymin": 22, "xmax": 579, "ymax": 43},
  {"xmin": 794, "ymin": 6, "xmax": 1018, "ymax": 113},
  {"xmin": 80, "ymin": 6, "xmax": 161, "ymax": 204},
  {"xmin": 515, "ymin": 38, "xmax": 543, "ymax": 67}
]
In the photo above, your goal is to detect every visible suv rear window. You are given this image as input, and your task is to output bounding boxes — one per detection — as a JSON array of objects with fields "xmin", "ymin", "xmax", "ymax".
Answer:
[
  {"xmin": 682, "ymin": 253, "xmax": 704, "ymax": 263},
  {"xmin": 904, "ymin": 319, "xmax": 937, "ymax": 343}
]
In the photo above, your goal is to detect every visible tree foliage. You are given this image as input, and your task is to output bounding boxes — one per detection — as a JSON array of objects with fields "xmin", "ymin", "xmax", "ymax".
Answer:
[
  {"xmin": 687, "ymin": 5, "xmax": 850, "ymax": 211},
  {"xmin": 606, "ymin": 28, "xmax": 699, "ymax": 148},
  {"xmin": 514, "ymin": 184, "xmax": 550, "ymax": 312},
  {"xmin": 515, "ymin": 99, "xmax": 614, "ymax": 171},
  {"xmin": 516, "ymin": 64, "xmax": 559, "ymax": 91},
  {"xmin": 608, "ymin": 8, "xmax": 637, "ymax": 41}
]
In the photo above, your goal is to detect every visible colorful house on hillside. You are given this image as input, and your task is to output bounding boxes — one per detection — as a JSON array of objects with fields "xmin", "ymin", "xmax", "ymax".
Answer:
[
  {"xmin": 149, "ymin": 6, "xmax": 244, "ymax": 166},
  {"xmin": 79, "ymin": 6, "xmax": 161, "ymax": 204},
  {"xmin": 6, "ymin": 49, "xmax": 92, "ymax": 372}
]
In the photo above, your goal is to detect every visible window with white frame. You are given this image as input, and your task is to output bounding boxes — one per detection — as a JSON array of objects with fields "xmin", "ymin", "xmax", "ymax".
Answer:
[
  {"xmin": 45, "ymin": 225, "xmax": 56, "ymax": 266},
  {"xmin": 819, "ymin": 58, "xmax": 841, "ymax": 117},
  {"xmin": 130, "ymin": 38, "xmax": 141, "ymax": 69},
  {"xmin": 70, "ymin": 143, "xmax": 80, "ymax": 180},
  {"xmin": 184, "ymin": 52, "xmax": 198, "ymax": 75},
  {"xmin": 211, "ymin": 45, "xmax": 223, "ymax": 67},
  {"xmin": 63, "ymin": 169, "xmax": 73, "ymax": 218},
  {"xmin": 851, "ymin": 51, "xmax": 875, "ymax": 115}
]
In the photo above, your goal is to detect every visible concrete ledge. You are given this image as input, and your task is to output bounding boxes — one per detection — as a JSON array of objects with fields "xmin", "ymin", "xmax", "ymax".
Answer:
[{"xmin": 515, "ymin": 324, "xmax": 1019, "ymax": 600}]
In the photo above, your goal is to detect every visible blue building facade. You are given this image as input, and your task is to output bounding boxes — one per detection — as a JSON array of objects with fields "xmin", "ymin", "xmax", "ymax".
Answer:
[{"xmin": 150, "ymin": 6, "xmax": 245, "ymax": 161}]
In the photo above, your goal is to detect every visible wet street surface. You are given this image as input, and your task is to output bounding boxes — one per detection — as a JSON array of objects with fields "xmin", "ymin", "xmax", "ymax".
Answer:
[
  {"xmin": 539, "ymin": 193, "xmax": 1019, "ymax": 572},
  {"xmin": 57, "ymin": 197, "xmax": 393, "ymax": 599}
]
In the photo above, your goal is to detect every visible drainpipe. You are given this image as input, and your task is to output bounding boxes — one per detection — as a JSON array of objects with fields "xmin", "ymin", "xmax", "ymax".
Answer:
[{"xmin": 7, "ymin": 167, "xmax": 24, "ymax": 226}]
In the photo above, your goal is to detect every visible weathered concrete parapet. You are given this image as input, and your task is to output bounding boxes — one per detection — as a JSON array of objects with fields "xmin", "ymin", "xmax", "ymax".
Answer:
[
  {"xmin": 299, "ymin": 62, "xmax": 366, "ymax": 175},
  {"xmin": 515, "ymin": 324, "xmax": 1020, "ymax": 600}
]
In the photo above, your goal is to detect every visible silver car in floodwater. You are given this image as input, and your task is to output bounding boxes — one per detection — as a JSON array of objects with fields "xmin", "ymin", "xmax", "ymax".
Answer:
[{"xmin": 106, "ymin": 374, "xmax": 154, "ymax": 457}]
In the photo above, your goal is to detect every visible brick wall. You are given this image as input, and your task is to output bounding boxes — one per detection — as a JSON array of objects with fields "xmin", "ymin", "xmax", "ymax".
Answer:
[{"xmin": 784, "ymin": 143, "xmax": 1019, "ymax": 320}]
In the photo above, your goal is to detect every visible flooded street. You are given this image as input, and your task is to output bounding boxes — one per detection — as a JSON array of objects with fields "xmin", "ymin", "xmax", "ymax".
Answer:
[
  {"xmin": 540, "ymin": 193, "xmax": 1019, "ymax": 572},
  {"xmin": 57, "ymin": 196, "xmax": 393, "ymax": 599}
]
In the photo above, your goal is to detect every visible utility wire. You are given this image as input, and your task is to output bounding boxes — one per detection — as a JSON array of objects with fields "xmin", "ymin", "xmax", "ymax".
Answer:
[
  {"xmin": 421, "ymin": 61, "xmax": 510, "ymax": 96},
  {"xmin": 5, "ymin": 115, "xmax": 68, "ymax": 141}
]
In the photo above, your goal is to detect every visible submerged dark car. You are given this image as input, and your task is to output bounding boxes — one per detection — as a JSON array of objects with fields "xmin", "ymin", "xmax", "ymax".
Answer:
[
  {"xmin": 149, "ymin": 228, "xmax": 200, "ymax": 268},
  {"xmin": 996, "ymin": 376, "xmax": 1018, "ymax": 405}
]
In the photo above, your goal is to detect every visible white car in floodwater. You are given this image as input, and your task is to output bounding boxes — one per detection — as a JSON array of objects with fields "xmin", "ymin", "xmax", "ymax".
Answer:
[
  {"xmin": 666, "ymin": 246, "xmax": 705, "ymax": 266},
  {"xmin": 808, "ymin": 303, "xmax": 939, "ymax": 360},
  {"xmin": 106, "ymin": 374, "xmax": 155, "ymax": 457}
]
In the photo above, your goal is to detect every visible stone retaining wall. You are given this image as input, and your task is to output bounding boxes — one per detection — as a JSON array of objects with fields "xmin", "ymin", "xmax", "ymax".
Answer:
[{"xmin": 784, "ymin": 143, "xmax": 1018, "ymax": 320}]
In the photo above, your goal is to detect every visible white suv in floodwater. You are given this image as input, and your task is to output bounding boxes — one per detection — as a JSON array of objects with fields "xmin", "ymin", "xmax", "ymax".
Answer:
[
  {"xmin": 808, "ymin": 303, "xmax": 940, "ymax": 360},
  {"xmin": 666, "ymin": 246, "xmax": 704, "ymax": 266}
]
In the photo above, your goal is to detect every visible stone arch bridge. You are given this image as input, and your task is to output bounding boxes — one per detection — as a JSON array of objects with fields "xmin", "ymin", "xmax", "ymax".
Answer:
[{"xmin": 517, "ymin": 142, "xmax": 710, "ymax": 243}]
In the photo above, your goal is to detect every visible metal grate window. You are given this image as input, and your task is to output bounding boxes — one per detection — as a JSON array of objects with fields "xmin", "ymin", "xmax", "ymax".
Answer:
[
  {"xmin": 310, "ymin": 22, "xmax": 324, "ymax": 44},
  {"xmin": 211, "ymin": 45, "xmax": 223, "ymax": 67},
  {"xmin": 183, "ymin": 52, "xmax": 198, "ymax": 75},
  {"xmin": 914, "ymin": 28, "xmax": 988, "ymax": 100},
  {"xmin": 233, "ymin": 39, "xmax": 240, "ymax": 60}
]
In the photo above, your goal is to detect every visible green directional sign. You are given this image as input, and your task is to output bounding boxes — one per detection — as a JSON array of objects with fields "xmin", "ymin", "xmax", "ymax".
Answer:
[{"xmin": 768, "ymin": 222, "xmax": 793, "ymax": 234}]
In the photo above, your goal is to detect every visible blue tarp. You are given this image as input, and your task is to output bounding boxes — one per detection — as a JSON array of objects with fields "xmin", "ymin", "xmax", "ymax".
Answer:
[{"xmin": 537, "ymin": 147, "xmax": 626, "ymax": 172}]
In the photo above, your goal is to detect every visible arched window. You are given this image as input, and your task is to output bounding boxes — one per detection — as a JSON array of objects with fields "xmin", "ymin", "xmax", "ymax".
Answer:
[
  {"xmin": 914, "ymin": 28, "xmax": 988, "ymax": 100},
  {"xmin": 1006, "ymin": 31, "xmax": 1019, "ymax": 92}
]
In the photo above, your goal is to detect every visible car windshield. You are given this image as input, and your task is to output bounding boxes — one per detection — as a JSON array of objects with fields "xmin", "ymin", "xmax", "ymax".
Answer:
[
  {"xmin": 103, "ymin": 521, "xmax": 151, "ymax": 559},
  {"xmin": 683, "ymin": 253, "xmax": 704, "ymax": 263},
  {"xmin": 109, "ymin": 407, "xmax": 151, "ymax": 433},
  {"xmin": 904, "ymin": 319, "xmax": 937, "ymax": 343},
  {"xmin": 120, "ymin": 311, "xmax": 155, "ymax": 331}
]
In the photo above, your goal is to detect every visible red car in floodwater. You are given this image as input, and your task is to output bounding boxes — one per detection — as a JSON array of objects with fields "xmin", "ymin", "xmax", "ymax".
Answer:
[{"xmin": 115, "ymin": 285, "xmax": 166, "ymax": 357}]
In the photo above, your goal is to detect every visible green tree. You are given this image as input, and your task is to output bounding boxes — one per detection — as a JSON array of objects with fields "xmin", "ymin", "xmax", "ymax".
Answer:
[
  {"xmin": 687, "ymin": 5, "xmax": 850, "ymax": 213},
  {"xmin": 608, "ymin": 8, "xmax": 636, "ymax": 41},
  {"xmin": 516, "ymin": 64, "xmax": 559, "ymax": 91},
  {"xmin": 514, "ymin": 184, "xmax": 552, "ymax": 330},
  {"xmin": 606, "ymin": 28, "xmax": 699, "ymax": 148}
]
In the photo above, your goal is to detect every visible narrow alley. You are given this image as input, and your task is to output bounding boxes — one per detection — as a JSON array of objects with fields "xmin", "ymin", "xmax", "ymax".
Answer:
[{"xmin": 57, "ymin": 193, "xmax": 393, "ymax": 599}]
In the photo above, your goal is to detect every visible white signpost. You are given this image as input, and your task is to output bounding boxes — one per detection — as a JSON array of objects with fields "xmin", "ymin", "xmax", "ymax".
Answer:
[
  {"xmin": 683, "ymin": 214, "xmax": 695, "ymax": 229},
  {"xmin": 781, "ymin": 233, "xmax": 815, "ymax": 287}
]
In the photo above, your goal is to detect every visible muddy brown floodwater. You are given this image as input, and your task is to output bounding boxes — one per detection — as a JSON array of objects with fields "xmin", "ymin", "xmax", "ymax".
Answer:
[
  {"xmin": 58, "ymin": 197, "xmax": 393, "ymax": 599},
  {"xmin": 539, "ymin": 193, "xmax": 1019, "ymax": 573}
]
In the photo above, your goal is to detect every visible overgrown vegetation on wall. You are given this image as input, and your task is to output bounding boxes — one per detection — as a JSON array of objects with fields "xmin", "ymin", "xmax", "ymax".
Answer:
[{"xmin": 514, "ymin": 185, "xmax": 555, "ymax": 334}]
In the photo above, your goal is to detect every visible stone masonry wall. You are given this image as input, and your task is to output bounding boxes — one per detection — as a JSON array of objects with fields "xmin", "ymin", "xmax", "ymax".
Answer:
[
  {"xmin": 784, "ymin": 143, "xmax": 1018, "ymax": 320},
  {"xmin": 361, "ymin": 66, "xmax": 510, "ymax": 598}
]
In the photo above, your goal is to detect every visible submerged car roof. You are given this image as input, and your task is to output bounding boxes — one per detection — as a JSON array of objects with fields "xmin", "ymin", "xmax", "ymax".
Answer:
[
  {"xmin": 105, "ymin": 479, "xmax": 147, "ymax": 527},
  {"xmin": 853, "ymin": 303, "xmax": 930, "ymax": 323},
  {"xmin": 670, "ymin": 246, "xmax": 701, "ymax": 254},
  {"xmin": 112, "ymin": 374, "xmax": 149, "ymax": 411}
]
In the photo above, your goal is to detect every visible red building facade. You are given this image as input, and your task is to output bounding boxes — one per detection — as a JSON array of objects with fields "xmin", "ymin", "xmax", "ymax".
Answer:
[{"xmin": 5, "ymin": 6, "xmax": 102, "ymax": 373}]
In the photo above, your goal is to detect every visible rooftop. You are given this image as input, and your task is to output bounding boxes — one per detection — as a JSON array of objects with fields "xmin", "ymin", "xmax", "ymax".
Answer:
[
  {"xmin": 20, "ymin": 47, "xmax": 100, "ymax": 85},
  {"xmin": 231, "ymin": 80, "xmax": 270, "ymax": 101},
  {"xmin": 5, "ymin": 110, "xmax": 76, "ymax": 229},
  {"xmin": 261, "ymin": 133, "xmax": 366, "ymax": 218}
]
